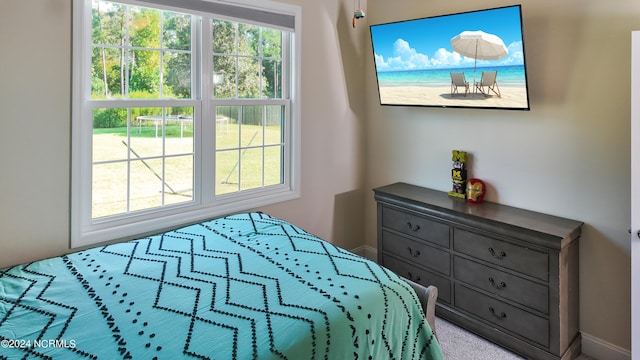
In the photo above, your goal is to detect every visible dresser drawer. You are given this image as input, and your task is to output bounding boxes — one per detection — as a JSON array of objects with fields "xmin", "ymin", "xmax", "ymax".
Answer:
[
  {"xmin": 381, "ymin": 206, "xmax": 450, "ymax": 248},
  {"xmin": 455, "ymin": 284, "xmax": 549, "ymax": 348},
  {"xmin": 382, "ymin": 230, "xmax": 450, "ymax": 275},
  {"xmin": 453, "ymin": 256, "xmax": 549, "ymax": 314},
  {"xmin": 453, "ymin": 228, "xmax": 549, "ymax": 281},
  {"xmin": 382, "ymin": 254, "xmax": 452, "ymax": 304}
]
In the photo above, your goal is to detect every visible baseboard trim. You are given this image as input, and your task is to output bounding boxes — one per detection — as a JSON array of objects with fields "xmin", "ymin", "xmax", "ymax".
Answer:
[
  {"xmin": 350, "ymin": 245, "xmax": 377, "ymax": 261},
  {"xmin": 581, "ymin": 332, "xmax": 630, "ymax": 360}
]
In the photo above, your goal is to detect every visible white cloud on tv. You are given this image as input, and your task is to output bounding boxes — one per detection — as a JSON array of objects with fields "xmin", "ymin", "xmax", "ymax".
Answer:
[{"xmin": 374, "ymin": 39, "xmax": 524, "ymax": 72}]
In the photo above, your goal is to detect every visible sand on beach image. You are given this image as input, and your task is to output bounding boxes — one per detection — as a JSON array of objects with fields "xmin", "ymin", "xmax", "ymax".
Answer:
[{"xmin": 379, "ymin": 84, "xmax": 529, "ymax": 109}]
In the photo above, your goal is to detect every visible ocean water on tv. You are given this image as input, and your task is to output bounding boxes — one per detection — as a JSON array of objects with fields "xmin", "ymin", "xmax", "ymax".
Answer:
[{"xmin": 376, "ymin": 65, "xmax": 526, "ymax": 87}]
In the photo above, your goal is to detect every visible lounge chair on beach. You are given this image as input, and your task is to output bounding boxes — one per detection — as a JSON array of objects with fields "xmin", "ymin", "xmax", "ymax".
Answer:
[
  {"xmin": 450, "ymin": 72, "xmax": 469, "ymax": 96},
  {"xmin": 475, "ymin": 71, "xmax": 501, "ymax": 98}
]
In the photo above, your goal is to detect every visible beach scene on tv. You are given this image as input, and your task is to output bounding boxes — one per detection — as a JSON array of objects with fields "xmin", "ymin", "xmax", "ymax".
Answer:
[{"xmin": 370, "ymin": 6, "xmax": 529, "ymax": 110}]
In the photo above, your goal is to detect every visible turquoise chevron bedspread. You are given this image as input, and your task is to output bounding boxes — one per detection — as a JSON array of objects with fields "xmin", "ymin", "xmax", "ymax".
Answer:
[{"xmin": 0, "ymin": 212, "xmax": 443, "ymax": 359}]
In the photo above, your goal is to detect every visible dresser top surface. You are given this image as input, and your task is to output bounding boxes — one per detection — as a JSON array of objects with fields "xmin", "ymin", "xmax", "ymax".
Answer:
[{"xmin": 374, "ymin": 182, "xmax": 583, "ymax": 241}]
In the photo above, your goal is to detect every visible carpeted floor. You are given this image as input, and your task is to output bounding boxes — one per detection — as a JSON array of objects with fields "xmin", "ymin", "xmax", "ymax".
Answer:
[{"xmin": 435, "ymin": 317, "xmax": 596, "ymax": 360}]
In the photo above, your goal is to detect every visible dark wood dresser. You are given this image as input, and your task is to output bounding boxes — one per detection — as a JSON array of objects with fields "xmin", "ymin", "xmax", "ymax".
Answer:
[{"xmin": 374, "ymin": 182, "xmax": 583, "ymax": 360}]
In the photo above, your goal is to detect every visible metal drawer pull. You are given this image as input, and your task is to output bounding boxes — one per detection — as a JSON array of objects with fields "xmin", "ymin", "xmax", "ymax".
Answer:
[
  {"xmin": 488, "ymin": 247, "xmax": 507, "ymax": 260},
  {"xmin": 489, "ymin": 307, "xmax": 507, "ymax": 320},
  {"xmin": 406, "ymin": 222, "xmax": 421, "ymax": 232},
  {"xmin": 407, "ymin": 247, "xmax": 421, "ymax": 257},
  {"xmin": 488, "ymin": 277, "xmax": 507, "ymax": 290},
  {"xmin": 407, "ymin": 272, "xmax": 421, "ymax": 282}
]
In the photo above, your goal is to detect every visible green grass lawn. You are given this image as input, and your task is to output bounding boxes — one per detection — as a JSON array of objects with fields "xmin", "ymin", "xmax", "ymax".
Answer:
[{"xmin": 92, "ymin": 122, "xmax": 283, "ymax": 219}]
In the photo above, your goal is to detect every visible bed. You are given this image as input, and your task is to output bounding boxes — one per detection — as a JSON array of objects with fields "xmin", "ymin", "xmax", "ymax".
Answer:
[{"xmin": 0, "ymin": 212, "xmax": 443, "ymax": 359}]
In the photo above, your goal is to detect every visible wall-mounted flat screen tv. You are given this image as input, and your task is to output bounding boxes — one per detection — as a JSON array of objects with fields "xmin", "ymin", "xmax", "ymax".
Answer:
[{"xmin": 370, "ymin": 5, "xmax": 530, "ymax": 110}]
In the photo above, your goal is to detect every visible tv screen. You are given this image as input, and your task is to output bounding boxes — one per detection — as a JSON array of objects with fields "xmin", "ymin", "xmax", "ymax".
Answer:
[{"xmin": 370, "ymin": 5, "xmax": 530, "ymax": 110}]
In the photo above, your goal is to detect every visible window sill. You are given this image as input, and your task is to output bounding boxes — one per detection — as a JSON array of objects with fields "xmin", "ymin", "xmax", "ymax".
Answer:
[{"xmin": 71, "ymin": 187, "xmax": 300, "ymax": 248}]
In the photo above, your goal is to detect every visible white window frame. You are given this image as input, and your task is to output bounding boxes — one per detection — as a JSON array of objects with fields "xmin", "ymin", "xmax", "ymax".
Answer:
[{"xmin": 71, "ymin": 0, "xmax": 301, "ymax": 247}]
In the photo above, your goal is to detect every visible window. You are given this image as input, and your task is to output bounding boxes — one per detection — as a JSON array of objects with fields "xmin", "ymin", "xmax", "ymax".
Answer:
[{"xmin": 72, "ymin": 0, "xmax": 301, "ymax": 247}]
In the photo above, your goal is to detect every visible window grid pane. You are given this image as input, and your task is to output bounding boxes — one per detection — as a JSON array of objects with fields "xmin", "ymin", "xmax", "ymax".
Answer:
[
  {"xmin": 92, "ymin": 106, "xmax": 194, "ymax": 219},
  {"xmin": 91, "ymin": 0, "xmax": 193, "ymax": 100},
  {"xmin": 212, "ymin": 19, "xmax": 283, "ymax": 100},
  {"xmin": 214, "ymin": 104, "xmax": 285, "ymax": 196}
]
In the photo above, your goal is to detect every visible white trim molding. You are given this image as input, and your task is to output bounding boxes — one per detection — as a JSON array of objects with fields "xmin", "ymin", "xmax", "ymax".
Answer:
[
  {"xmin": 581, "ymin": 332, "xmax": 631, "ymax": 360},
  {"xmin": 349, "ymin": 245, "xmax": 377, "ymax": 262}
]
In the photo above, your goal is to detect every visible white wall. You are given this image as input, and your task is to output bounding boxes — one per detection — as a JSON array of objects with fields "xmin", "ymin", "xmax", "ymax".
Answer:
[
  {"xmin": 0, "ymin": 0, "xmax": 73, "ymax": 264},
  {"xmin": 364, "ymin": 0, "xmax": 634, "ymax": 355}
]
